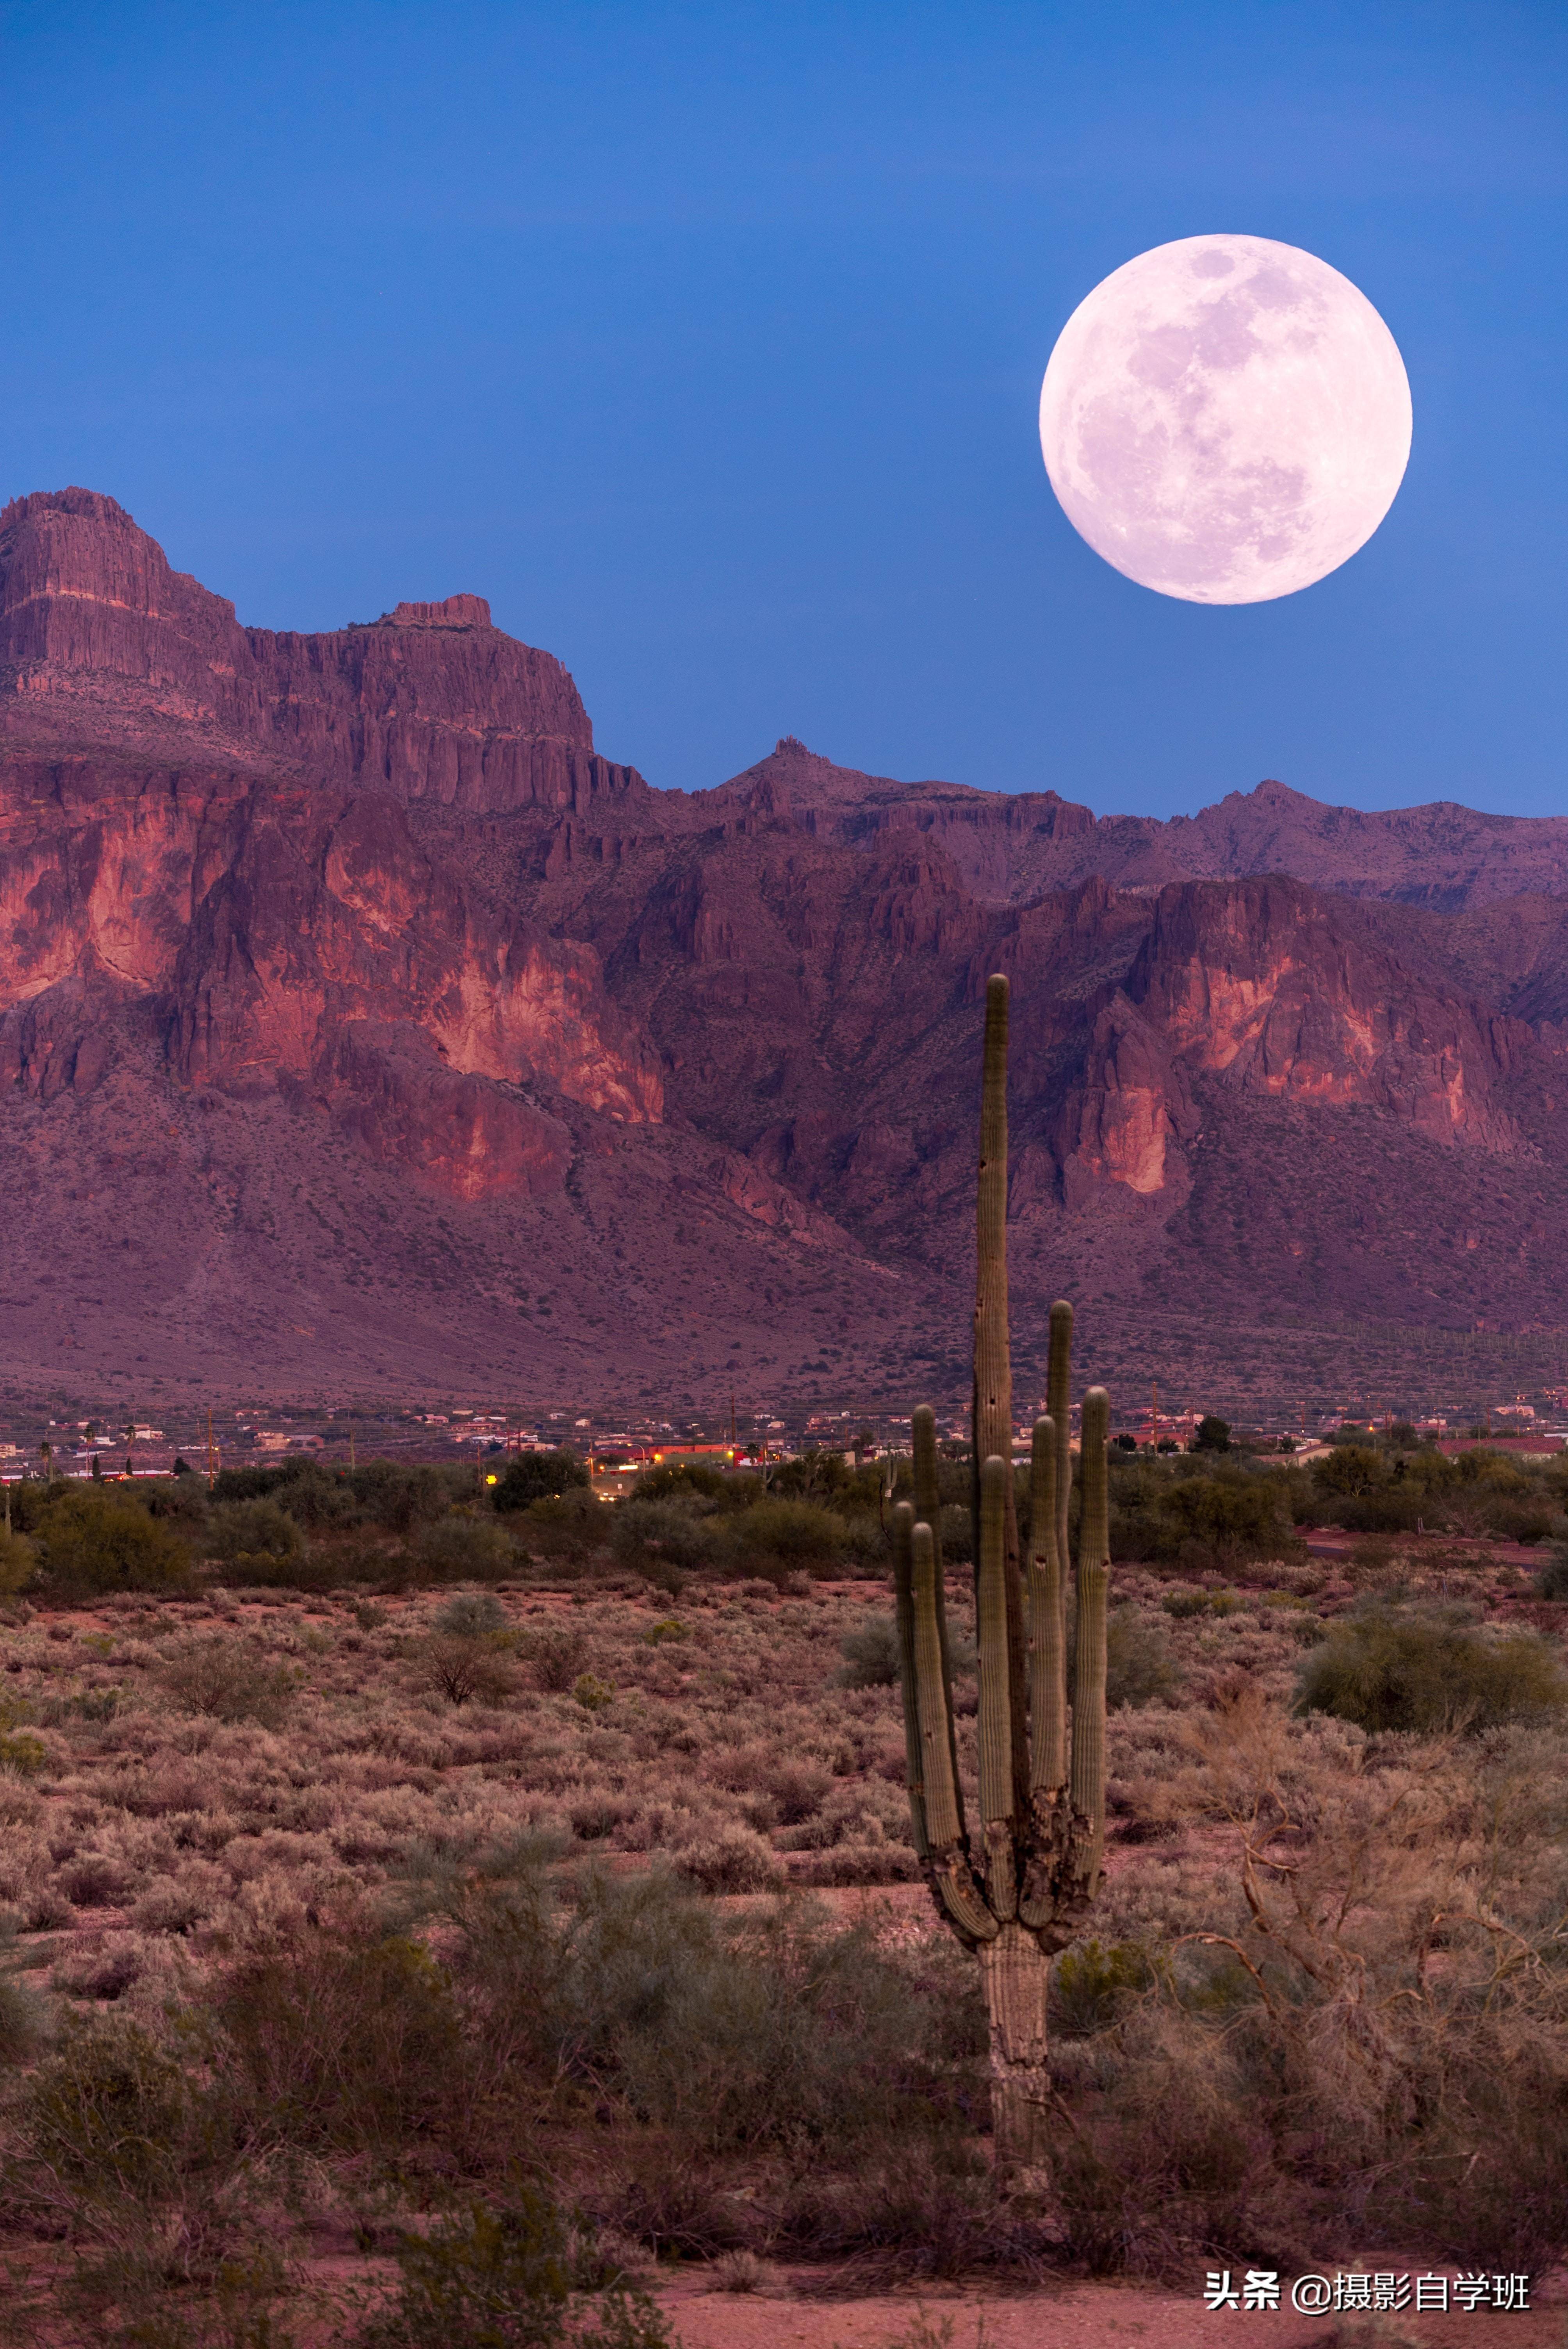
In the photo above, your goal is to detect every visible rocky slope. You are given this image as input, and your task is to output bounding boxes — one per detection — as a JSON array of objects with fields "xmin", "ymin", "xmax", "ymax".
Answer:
[{"xmin": 4, "ymin": 487, "xmax": 1566, "ymax": 1419}]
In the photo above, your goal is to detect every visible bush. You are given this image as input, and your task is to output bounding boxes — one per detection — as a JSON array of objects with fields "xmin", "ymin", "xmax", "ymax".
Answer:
[
  {"xmin": 522, "ymin": 1625, "xmax": 591, "ymax": 1692},
  {"xmin": 419, "ymin": 1634, "xmax": 517, "ymax": 1708},
  {"xmin": 164, "ymin": 1637, "xmax": 297, "ymax": 1728},
  {"xmin": 837, "ymin": 1614, "xmax": 900, "ymax": 1688},
  {"xmin": 1536, "ymin": 1545, "xmax": 1568, "ymax": 1600},
  {"xmin": 420, "ymin": 1854, "xmax": 984, "ymax": 2162},
  {"xmin": 412, "ymin": 1515, "xmax": 515, "ymax": 1583},
  {"xmin": 0, "ymin": 1525, "xmax": 37, "ymax": 1595},
  {"xmin": 360, "ymin": 2186, "xmax": 673, "ymax": 2349},
  {"xmin": 633, "ymin": 1462, "xmax": 726, "ymax": 1501},
  {"xmin": 210, "ymin": 1928, "xmax": 466, "ymax": 2158},
  {"xmin": 1053, "ymin": 1940, "xmax": 1152, "ymax": 2036},
  {"xmin": 35, "ymin": 1490, "xmax": 194, "ymax": 1596},
  {"xmin": 206, "ymin": 1497, "xmax": 303, "ymax": 1577},
  {"xmin": 19, "ymin": 2011, "xmax": 212, "ymax": 2214},
  {"xmin": 729, "ymin": 1501, "xmax": 847, "ymax": 1578},
  {"xmin": 1296, "ymin": 1606, "xmax": 1568, "ymax": 1734},
  {"xmin": 514, "ymin": 1490, "xmax": 608, "ymax": 1570},
  {"xmin": 610, "ymin": 1501, "xmax": 716, "ymax": 1588},
  {"xmin": 1155, "ymin": 1475, "xmax": 1294, "ymax": 1564},
  {"xmin": 674, "ymin": 1826, "xmax": 784, "ymax": 1894},
  {"xmin": 1314, "ymin": 1444, "xmax": 1386, "ymax": 1498},
  {"xmin": 1104, "ymin": 1609, "xmax": 1178, "ymax": 1709},
  {"xmin": 493, "ymin": 1451, "xmax": 590, "ymax": 1513},
  {"xmin": 435, "ymin": 1592, "xmax": 510, "ymax": 1638}
]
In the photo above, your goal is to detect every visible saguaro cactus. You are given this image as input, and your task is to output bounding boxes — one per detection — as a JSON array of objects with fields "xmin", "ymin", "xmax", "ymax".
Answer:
[{"xmin": 893, "ymin": 971, "xmax": 1110, "ymax": 2189}]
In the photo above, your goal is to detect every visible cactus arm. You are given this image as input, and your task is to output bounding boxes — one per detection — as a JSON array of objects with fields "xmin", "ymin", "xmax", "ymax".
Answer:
[
  {"xmin": 912, "ymin": 1403, "xmax": 965, "ymax": 1836},
  {"xmin": 912, "ymin": 1520, "xmax": 997, "ymax": 1943},
  {"xmin": 1026, "ymin": 1416, "xmax": 1067, "ymax": 1796},
  {"xmin": 1047, "ymin": 1300, "xmax": 1074, "ymax": 1654},
  {"xmin": 976, "ymin": 1454, "xmax": 1019, "ymax": 1919},
  {"xmin": 1069, "ymin": 1386, "xmax": 1111, "ymax": 1889},
  {"xmin": 891, "ymin": 1500, "xmax": 930, "ymax": 1861}
]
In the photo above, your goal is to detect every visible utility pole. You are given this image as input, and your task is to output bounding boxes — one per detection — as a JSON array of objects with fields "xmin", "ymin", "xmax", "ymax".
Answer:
[{"xmin": 206, "ymin": 1408, "xmax": 216, "ymax": 1490}]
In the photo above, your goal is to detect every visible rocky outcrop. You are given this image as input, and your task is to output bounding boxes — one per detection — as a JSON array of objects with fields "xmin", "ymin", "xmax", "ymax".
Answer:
[
  {"xmin": 6, "ymin": 487, "xmax": 1568, "ymax": 1407},
  {"xmin": 0, "ymin": 488, "xmax": 646, "ymax": 815}
]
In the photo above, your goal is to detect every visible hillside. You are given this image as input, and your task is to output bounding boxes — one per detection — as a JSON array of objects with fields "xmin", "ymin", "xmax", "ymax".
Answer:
[{"xmin": 4, "ymin": 487, "xmax": 1567, "ymax": 1420}]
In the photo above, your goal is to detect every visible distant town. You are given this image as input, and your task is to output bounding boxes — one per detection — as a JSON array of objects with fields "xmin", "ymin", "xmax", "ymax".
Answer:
[{"xmin": 4, "ymin": 1386, "xmax": 1566, "ymax": 1490}]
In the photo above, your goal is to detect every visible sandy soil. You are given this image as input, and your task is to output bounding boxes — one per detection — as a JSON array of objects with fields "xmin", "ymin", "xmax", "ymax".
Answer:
[{"xmin": 658, "ymin": 2266, "xmax": 1568, "ymax": 2347}]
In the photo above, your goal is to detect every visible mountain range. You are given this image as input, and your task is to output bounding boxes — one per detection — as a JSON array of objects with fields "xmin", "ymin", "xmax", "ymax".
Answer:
[{"xmin": 4, "ymin": 485, "xmax": 1567, "ymax": 1422}]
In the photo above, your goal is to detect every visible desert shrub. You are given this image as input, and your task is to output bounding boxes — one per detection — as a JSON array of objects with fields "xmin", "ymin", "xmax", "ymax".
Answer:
[
  {"xmin": 707, "ymin": 2249, "xmax": 770, "ymax": 2294},
  {"xmin": 1155, "ymin": 1474, "xmax": 1295, "ymax": 1564},
  {"xmin": 0, "ymin": 1914, "xmax": 42, "ymax": 2065},
  {"xmin": 1314, "ymin": 1444, "xmax": 1387, "ymax": 1498},
  {"xmin": 633, "ymin": 1461, "xmax": 726, "ymax": 1501},
  {"xmin": 435, "ymin": 1592, "xmax": 510, "ymax": 1638},
  {"xmin": 212, "ymin": 1457, "xmax": 355, "ymax": 1526},
  {"xmin": 211, "ymin": 1458, "xmax": 454, "ymax": 1537},
  {"xmin": 205, "ymin": 1498, "xmax": 304, "ymax": 1577},
  {"xmin": 572, "ymin": 1673, "xmax": 615, "ymax": 1713},
  {"xmin": 493, "ymin": 1451, "xmax": 590, "ymax": 1513},
  {"xmin": 728, "ymin": 1500, "xmax": 847, "ymax": 1578},
  {"xmin": 411, "ymin": 1515, "xmax": 515, "ymax": 1583},
  {"xmin": 50, "ymin": 1929, "xmax": 149, "ymax": 2001},
  {"xmin": 210, "ymin": 1928, "xmax": 467, "ymax": 2158},
  {"xmin": 0, "ymin": 1525, "xmax": 38, "ymax": 1595},
  {"xmin": 163, "ymin": 1637, "xmax": 297, "ymax": 1728},
  {"xmin": 609, "ymin": 1501, "xmax": 717, "ymax": 1586},
  {"xmin": 420, "ymin": 1855, "xmax": 984, "ymax": 2162},
  {"xmin": 837, "ymin": 1613, "xmax": 900, "ymax": 1688},
  {"xmin": 0, "ymin": 1693, "xmax": 47, "ymax": 1776},
  {"xmin": 514, "ymin": 1490, "xmax": 608, "ymax": 1570},
  {"xmin": 1296, "ymin": 1605, "xmax": 1568, "ymax": 1733},
  {"xmin": 1053, "ymin": 1939, "xmax": 1153, "ymax": 2036},
  {"xmin": 1104, "ymin": 1609, "xmax": 1178, "ymax": 1709},
  {"xmin": 418, "ymin": 1634, "xmax": 517, "ymax": 1708},
  {"xmin": 522, "ymin": 1625, "xmax": 591, "ymax": 1693},
  {"xmin": 35, "ymin": 1490, "xmax": 194, "ymax": 1596},
  {"xmin": 359, "ymin": 2186, "xmax": 672, "ymax": 2348},
  {"xmin": 18, "ymin": 2010, "xmax": 222, "ymax": 2215},
  {"xmin": 674, "ymin": 1825, "xmax": 784, "ymax": 1894},
  {"xmin": 1536, "ymin": 1544, "xmax": 1568, "ymax": 1600}
]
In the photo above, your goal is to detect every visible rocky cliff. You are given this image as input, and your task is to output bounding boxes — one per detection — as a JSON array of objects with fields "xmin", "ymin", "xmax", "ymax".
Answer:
[{"xmin": 4, "ymin": 488, "xmax": 1567, "ymax": 1414}]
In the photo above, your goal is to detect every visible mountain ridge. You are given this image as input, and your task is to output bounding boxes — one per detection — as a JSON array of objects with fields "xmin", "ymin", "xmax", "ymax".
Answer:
[{"xmin": 3, "ymin": 487, "xmax": 1566, "ymax": 1419}]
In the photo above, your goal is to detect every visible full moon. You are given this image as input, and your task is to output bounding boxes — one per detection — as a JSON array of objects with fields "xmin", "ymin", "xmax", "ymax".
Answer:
[{"xmin": 1038, "ymin": 235, "xmax": 1412, "ymax": 604}]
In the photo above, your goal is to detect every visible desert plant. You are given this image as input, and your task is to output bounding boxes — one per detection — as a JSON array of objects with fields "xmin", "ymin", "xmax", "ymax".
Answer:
[
  {"xmin": 521, "ymin": 1626, "xmax": 591, "ymax": 1692},
  {"xmin": 419, "ymin": 1633, "xmax": 517, "ymax": 1708},
  {"xmin": 357, "ymin": 2184, "xmax": 672, "ymax": 2347},
  {"xmin": 412, "ymin": 1515, "xmax": 515, "ymax": 1583},
  {"xmin": 1536, "ymin": 1543, "xmax": 1568, "ymax": 1601},
  {"xmin": 837, "ymin": 1613, "xmax": 901, "ymax": 1687},
  {"xmin": 0, "ymin": 1524, "xmax": 38, "ymax": 1595},
  {"xmin": 205, "ymin": 1498, "xmax": 303, "ymax": 1578},
  {"xmin": 435, "ymin": 1591, "xmax": 510, "ymax": 1638},
  {"xmin": 35, "ymin": 1491, "xmax": 194, "ymax": 1596},
  {"xmin": 1103, "ymin": 1608, "xmax": 1178, "ymax": 1709},
  {"xmin": 1295, "ymin": 1604, "xmax": 1568, "ymax": 1734},
  {"xmin": 164, "ymin": 1638, "xmax": 297, "ymax": 1729},
  {"xmin": 492, "ymin": 1451, "xmax": 590, "ymax": 1513},
  {"xmin": 895, "ymin": 972, "xmax": 1110, "ymax": 2191}
]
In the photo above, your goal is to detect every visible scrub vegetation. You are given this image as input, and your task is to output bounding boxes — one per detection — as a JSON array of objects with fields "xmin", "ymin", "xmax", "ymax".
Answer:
[{"xmin": 0, "ymin": 1441, "xmax": 1563, "ymax": 2340}]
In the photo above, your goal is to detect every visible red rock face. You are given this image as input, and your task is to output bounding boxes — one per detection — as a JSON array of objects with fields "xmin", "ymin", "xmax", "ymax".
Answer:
[{"xmin": 5, "ymin": 487, "xmax": 1568, "ymax": 1410}]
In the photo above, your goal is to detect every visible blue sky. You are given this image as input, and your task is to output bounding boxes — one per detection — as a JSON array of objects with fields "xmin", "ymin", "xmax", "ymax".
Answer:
[{"xmin": 1, "ymin": 2, "xmax": 1563, "ymax": 817}]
